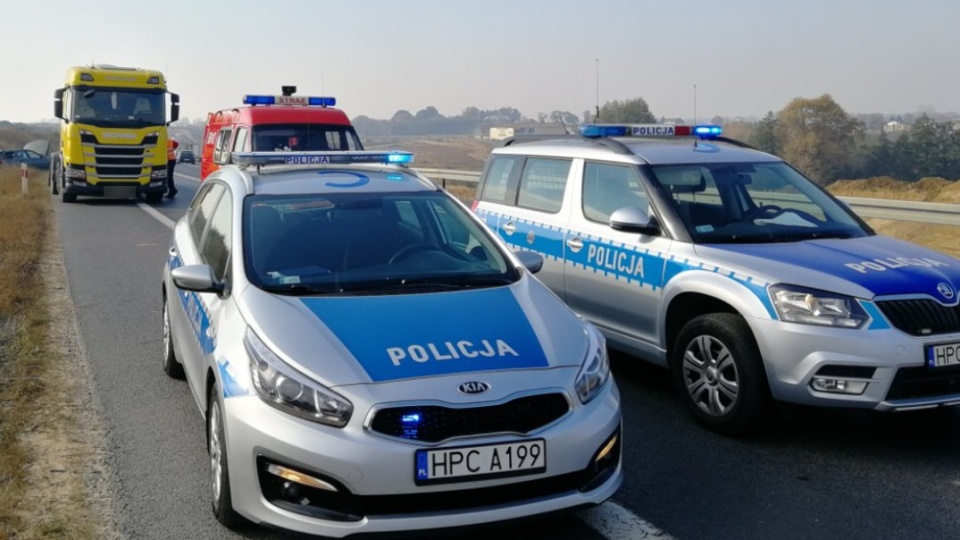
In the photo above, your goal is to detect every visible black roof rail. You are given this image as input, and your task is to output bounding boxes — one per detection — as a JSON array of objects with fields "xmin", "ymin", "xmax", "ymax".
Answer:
[
  {"xmin": 500, "ymin": 134, "xmax": 633, "ymax": 155},
  {"xmin": 713, "ymin": 136, "xmax": 757, "ymax": 150}
]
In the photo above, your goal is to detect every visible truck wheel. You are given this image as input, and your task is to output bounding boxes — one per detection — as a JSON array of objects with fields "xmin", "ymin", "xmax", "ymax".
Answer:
[
  {"xmin": 145, "ymin": 191, "xmax": 163, "ymax": 204},
  {"xmin": 162, "ymin": 294, "xmax": 185, "ymax": 379},
  {"xmin": 671, "ymin": 313, "xmax": 771, "ymax": 435},
  {"xmin": 50, "ymin": 159, "xmax": 59, "ymax": 195},
  {"xmin": 208, "ymin": 383, "xmax": 243, "ymax": 528}
]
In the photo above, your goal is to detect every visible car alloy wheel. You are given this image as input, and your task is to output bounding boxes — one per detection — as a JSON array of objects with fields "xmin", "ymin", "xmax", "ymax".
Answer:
[{"xmin": 681, "ymin": 335, "xmax": 740, "ymax": 416}]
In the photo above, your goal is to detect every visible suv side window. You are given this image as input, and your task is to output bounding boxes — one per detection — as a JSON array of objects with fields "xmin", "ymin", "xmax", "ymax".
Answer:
[
  {"xmin": 582, "ymin": 162, "xmax": 649, "ymax": 223},
  {"xmin": 478, "ymin": 155, "xmax": 521, "ymax": 205},
  {"xmin": 517, "ymin": 158, "xmax": 571, "ymax": 213},
  {"xmin": 202, "ymin": 191, "xmax": 233, "ymax": 281},
  {"xmin": 190, "ymin": 184, "xmax": 225, "ymax": 244}
]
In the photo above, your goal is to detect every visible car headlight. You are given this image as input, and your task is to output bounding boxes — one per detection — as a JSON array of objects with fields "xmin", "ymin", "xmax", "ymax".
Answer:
[
  {"xmin": 575, "ymin": 324, "xmax": 610, "ymax": 404},
  {"xmin": 244, "ymin": 328, "xmax": 353, "ymax": 427},
  {"xmin": 769, "ymin": 284, "xmax": 868, "ymax": 328}
]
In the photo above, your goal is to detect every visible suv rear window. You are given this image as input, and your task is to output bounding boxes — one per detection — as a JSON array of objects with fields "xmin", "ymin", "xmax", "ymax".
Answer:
[
  {"xmin": 516, "ymin": 158, "xmax": 571, "ymax": 213},
  {"xmin": 252, "ymin": 123, "xmax": 362, "ymax": 152}
]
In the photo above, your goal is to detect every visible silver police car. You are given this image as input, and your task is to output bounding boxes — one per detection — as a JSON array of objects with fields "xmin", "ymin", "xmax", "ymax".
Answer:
[
  {"xmin": 160, "ymin": 150, "xmax": 621, "ymax": 536},
  {"xmin": 473, "ymin": 124, "xmax": 960, "ymax": 434}
]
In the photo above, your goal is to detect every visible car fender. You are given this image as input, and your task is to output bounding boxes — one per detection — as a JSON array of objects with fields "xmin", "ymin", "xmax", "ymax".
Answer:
[{"xmin": 659, "ymin": 268, "xmax": 775, "ymax": 349}]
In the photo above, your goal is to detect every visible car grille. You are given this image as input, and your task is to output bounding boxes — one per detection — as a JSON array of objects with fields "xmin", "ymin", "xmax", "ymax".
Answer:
[
  {"xmin": 875, "ymin": 299, "xmax": 960, "ymax": 336},
  {"xmin": 80, "ymin": 133, "xmax": 158, "ymax": 180},
  {"xmin": 369, "ymin": 393, "xmax": 570, "ymax": 443},
  {"xmin": 886, "ymin": 365, "xmax": 960, "ymax": 400}
]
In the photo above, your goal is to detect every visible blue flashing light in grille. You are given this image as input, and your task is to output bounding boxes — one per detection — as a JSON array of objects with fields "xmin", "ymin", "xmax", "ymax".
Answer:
[{"xmin": 401, "ymin": 413, "xmax": 421, "ymax": 424}]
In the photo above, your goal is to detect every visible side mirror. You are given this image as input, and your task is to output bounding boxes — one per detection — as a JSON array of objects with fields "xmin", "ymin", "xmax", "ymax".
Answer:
[
  {"xmin": 514, "ymin": 250, "xmax": 544, "ymax": 274},
  {"xmin": 53, "ymin": 88, "xmax": 65, "ymax": 120},
  {"xmin": 172, "ymin": 265, "xmax": 223, "ymax": 294},
  {"xmin": 169, "ymin": 93, "xmax": 180, "ymax": 124},
  {"xmin": 609, "ymin": 206, "xmax": 660, "ymax": 236}
]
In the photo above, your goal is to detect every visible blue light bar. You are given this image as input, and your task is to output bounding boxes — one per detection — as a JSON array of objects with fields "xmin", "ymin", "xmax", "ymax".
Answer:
[
  {"xmin": 231, "ymin": 151, "xmax": 414, "ymax": 167},
  {"xmin": 693, "ymin": 125, "xmax": 723, "ymax": 138},
  {"xmin": 242, "ymin": 95, "xmax": 337, "ymax": 107},
  {"xmin": 307, "ymin": 97, "xmax": 337, "ymax": 107},
  {"xmin": 579, "ymin": 123, "xmax": 724, "ymax": 139},
  {"xmin": 401, "ymin": 413, "xmax": 421, "ymax": 424},
  {"xmin": 243, "ymin": 95, "xmax": 275, "ymax": 105},
  {"xmin": 579, "ymin": 125, "xmax": 631, "ymax": 138}
]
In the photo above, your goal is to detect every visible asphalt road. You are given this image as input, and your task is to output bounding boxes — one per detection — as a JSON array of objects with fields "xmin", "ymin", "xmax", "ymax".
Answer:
[{"xmin": 54, "ymin": 163, "xmax": 960, "ymax": 539}]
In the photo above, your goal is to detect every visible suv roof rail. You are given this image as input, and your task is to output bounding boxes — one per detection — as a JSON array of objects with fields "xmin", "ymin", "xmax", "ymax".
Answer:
[{"xmin": 501, "ymin": 134, "xmax": 634, "ymax": 155}]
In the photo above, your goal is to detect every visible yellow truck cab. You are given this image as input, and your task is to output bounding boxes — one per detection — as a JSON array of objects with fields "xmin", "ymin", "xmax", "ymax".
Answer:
[{"xmin": 50, "ymin": 65, "xmax": 180, "ymax": 203}]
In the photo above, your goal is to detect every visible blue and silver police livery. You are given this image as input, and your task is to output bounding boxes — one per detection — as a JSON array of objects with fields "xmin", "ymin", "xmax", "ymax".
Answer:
[
  {"xmin": 473, "ymin": 123, "xmax": 960, "ymax": 434},
  {"xmin": 160, "ymin": 150, "xmax": 621, "ymax": 536}
]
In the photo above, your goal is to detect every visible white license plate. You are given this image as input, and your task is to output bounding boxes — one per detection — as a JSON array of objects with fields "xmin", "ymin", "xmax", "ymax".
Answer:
[
  {"xmin": 104, "ymin": 186, "xmax": 137, "ymax": 199},
  {"xmin": 927, "ymin": 342, "xmax": 960, "ymax": 368},
  {"xmin": 415, "ymin": 439, "xmax": 546, "ymax": 485}
]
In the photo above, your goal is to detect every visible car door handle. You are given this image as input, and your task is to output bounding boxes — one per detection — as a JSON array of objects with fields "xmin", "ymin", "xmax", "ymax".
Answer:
[
  {"xmin": 502, "ymin": 221, "xmax": 516, "ymax": 235},
  {"xmin": 566, "ymin": 237, "xmax": 584, "ymax": 253}
]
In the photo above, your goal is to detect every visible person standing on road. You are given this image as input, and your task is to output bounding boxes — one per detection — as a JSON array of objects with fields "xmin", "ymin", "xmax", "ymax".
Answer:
[{"xmin": 166, "ymin": 138, "xmax": 179, "ymax": 199}]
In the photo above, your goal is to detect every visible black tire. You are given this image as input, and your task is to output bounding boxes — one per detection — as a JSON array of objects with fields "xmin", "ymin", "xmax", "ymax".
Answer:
[
  {"xmin": 208, "ymin": 383, "xmax": 243, "ymax": 529},
  {"xmin": 145, "ymin": 191, "xmax": 163, "ymax": 204},
  {"xmin": 59, "ymin": 166, "xmax": 76, "ymax": 203},
  {"xmin": 50, "ymin": 158, "xmax": 60, "ymax": 195},
  {"xmin": 162, "ymin": 294, "xmax": 185, "ymax": 379},
  {"xmin": 671, "ymin": 313, "xmax": 771, "ymax": 435}
]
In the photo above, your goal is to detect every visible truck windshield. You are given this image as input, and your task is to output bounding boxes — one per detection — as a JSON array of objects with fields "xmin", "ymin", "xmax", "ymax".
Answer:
[
  {"xmin": 252, "ymin": 124, "xmax": 363, "ymax": 152},
  {"xmin": 648, "ymin": 161, "xmax": 871, "ymax": 244},
  {"xmin": 71, "ymin": 87, "xmax": 166, "ymax": 128}
]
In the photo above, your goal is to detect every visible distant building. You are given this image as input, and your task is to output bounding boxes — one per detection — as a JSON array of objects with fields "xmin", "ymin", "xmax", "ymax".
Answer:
[
  {"xmin": 488, "ymin": 123, "xmax": 568, "ymax": 141},
  {"xmin": 883, "ymin": 120, "xmax": 906, "ymax": 133}
]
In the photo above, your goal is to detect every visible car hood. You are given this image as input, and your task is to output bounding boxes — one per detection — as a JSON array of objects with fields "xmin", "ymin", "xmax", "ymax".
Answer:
[
  {"xmin": 23, "ymin": 139, "xmax": 50, "ymax": 157},
  {"xmin": 697, "ymin": 235, "xmax": 960, "ymax": 301},
  {"xmin": 238, "ymin": 277, "xmax": 589, "ymax": 388}
]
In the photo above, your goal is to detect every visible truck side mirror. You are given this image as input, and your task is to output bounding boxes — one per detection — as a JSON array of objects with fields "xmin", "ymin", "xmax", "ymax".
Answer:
[
  {"xmin": 53, "ymin": 88, "xmax": 65, "ymax": 120},
  {"xmin": 169, "ymin": 93, "xmax": 180, "ymax": 124}
]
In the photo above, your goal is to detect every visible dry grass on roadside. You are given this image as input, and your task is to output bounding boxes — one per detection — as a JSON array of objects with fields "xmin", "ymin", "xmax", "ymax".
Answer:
[{"xmin": 0, "ymin": 166, "xmax": 107, "ymax": 539}]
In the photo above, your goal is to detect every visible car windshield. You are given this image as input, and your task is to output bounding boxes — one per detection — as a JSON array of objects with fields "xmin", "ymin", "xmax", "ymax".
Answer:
[
  {"xmin": 252, "ymin": 124, "xmax": 363, "ymax": 152},
  {"xmin": 70, "ymin": 86, "xmax": 166, "ymax": 127},
  {"xmin": 244, "ymin": 191, "xmax": 520, "ymax": 295},
  {"xmin": 648, "ymin": 161, "xmax": 870, "ymax": 243}
]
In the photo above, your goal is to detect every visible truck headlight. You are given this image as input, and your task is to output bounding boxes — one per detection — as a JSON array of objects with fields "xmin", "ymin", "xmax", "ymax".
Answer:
[
  {"xmin": 575, "ymin": 325, "xmax": 610, "ymax": 404},
  {"xmin": 151, "ymin": 168, "xmax": 168, "ymax": 179},
  {"xmin": 244, "ymin": 328, "xmax": 353, "ymax": 427},
  {"xmin": 770, "ymin": 284, "xmax": 868, "ymax": 328}
]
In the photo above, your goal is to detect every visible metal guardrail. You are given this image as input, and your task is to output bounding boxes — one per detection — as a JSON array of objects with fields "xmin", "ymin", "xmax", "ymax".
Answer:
[{"xmin": 416, "ymin": 168, "xmax": 960, "ymax": 227}]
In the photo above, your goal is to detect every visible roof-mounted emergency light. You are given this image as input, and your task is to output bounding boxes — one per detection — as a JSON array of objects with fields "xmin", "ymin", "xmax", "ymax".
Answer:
[
  {"xmin": 231, "ymin": 151, "xmax": 414, "ymax": 167},
  {"xmin": 578, "ymin": 124, "xmax": 723, "ymax": 139},
  {"xmin": 242, "ymin": 95, "xmax": 337, "ymax": 107}
]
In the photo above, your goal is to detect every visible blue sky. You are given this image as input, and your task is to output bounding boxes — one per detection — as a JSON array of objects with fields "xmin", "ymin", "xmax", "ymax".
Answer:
[{"xmin": 3, "ymin": 0, "xmax": 957, "ymax": 123}]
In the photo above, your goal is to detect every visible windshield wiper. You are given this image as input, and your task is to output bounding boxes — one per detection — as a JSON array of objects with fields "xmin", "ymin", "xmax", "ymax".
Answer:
[
  {"xmin": 259, "ymin": 283, "xmax": 335, "ymax": 296},
  {"xmin": 341, "ymin": 276, "xmax": 511, "ymax": 294}
]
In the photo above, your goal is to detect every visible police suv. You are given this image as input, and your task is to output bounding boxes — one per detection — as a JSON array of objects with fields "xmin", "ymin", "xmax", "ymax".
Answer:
[
  {"xmin": 472, "ymin": 124, "xmax": 960, "ymax": 434},
  {"xmin": 161, "ymin": 150, "xmax": 621, "ymax": 535}
]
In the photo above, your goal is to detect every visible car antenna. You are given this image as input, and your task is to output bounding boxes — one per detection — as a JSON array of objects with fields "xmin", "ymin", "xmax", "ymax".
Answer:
[
  {"xmin": 559, "ymin": 116, "xmax": 572, "ymax": 135},
  {"xmin": 692, "ymin": 84, "xmax": 698, "ymax": 149}
]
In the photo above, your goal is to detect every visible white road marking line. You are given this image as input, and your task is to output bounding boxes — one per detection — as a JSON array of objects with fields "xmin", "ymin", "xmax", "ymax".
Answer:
[
  {"xmin": 175, "ymin": 171, "xmax": 199, "ymax": 183},
  {"xmin": 136, "ymin": 203, "xmax": 175, "ymax": 230},
  {"xmin": 581, "ymin": 501, "xmax": 672, "ymax": 539}
]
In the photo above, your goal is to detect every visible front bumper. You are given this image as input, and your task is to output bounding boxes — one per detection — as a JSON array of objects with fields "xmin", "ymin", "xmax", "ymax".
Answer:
[
  {"xmin": 63, "ymin": 179, "xmax": 166, "ymax": 198},
  {"xmin": 221, "ymin": 381, "xmax": 622, "ymax": 537},
  {"xmin": 750, "ymin": 317, "xmax": 960, "ymax": 411}
]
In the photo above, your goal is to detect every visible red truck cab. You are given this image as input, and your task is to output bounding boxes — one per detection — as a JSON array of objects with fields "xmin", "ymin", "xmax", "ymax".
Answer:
[{"xmin": 200, "ymin": 90, "xmax": 362, "ymax": 180}]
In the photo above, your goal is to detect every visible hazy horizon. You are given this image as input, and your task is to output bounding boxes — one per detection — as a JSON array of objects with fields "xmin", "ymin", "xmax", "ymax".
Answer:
[{"xmin": 3, "ymin": 0, "xmax": 958, "ymax": 124}]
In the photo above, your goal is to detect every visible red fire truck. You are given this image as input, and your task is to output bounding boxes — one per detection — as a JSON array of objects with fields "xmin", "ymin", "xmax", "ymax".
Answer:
[{"xmin": 200, "ymin": 86, "xmax": 363, "ymax": 180}]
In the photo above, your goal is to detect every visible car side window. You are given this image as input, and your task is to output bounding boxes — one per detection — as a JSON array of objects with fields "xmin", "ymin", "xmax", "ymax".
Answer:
[
  {"xmin": 213, "ymin": 129, "xmax": 233, "ymax": 164},
  {"xmin": 479, "ymin": 155, "xmax": 520, "ymax": 205},
  {"xmin": 189, "ymin": 184, "xmax": 225, "ymax": 245},
  {"xmin": 517, "ymin": 158, "xmax": 571, "ymax": 213},
  {"xmin": 582, "ymin": 162, "xmax": 649, "ymax": 223},
  {"xmin": 202, "ymin": 191, "xmax": 233, "ymax": 282}
]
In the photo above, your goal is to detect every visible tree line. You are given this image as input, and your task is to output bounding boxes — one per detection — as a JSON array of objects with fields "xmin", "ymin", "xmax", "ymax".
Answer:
[{"xmin": 743, "ymin": 95, "xmax": 960, "ymax": 185}]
